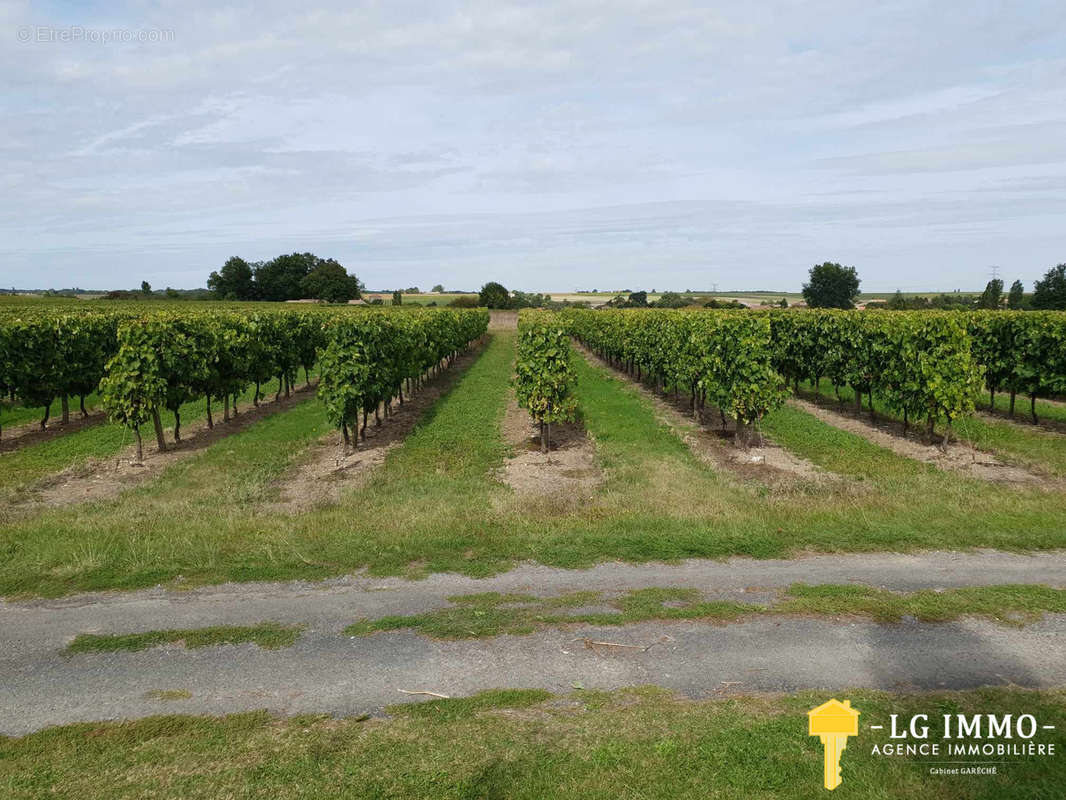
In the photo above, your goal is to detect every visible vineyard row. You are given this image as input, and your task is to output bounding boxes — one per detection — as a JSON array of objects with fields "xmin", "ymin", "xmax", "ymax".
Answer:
[
  {"xmin": 0, "ymin": 307, "xmax": 489, "ymax": 458},
  {"xmin": 523, "ymin": 309, "xmax": 1066, "ymax": 445}
]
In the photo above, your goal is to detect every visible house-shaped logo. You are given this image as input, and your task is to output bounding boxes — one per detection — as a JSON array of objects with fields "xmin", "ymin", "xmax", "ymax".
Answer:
[{"xmin": 808, "ymin": 698, "xmax": 860, "ymax": 790}]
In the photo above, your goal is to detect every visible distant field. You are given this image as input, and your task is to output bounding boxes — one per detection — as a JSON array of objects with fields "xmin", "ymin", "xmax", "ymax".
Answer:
[
  {"xmin": 3, "ymin": 289, "xmax": 984, "ymax": 309},
  {"xmin": 398, "ymin": 290, "xmax": 985, "ymax": 308},
  {"xmin": 362, "ymin": 292, "xmax": 474, "ymax": 306}
]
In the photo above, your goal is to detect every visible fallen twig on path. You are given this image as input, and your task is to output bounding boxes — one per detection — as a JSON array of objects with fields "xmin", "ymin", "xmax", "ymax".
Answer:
[{"xmin": 576, "ymin": 636, "xmax": 669, "ymax": 653}]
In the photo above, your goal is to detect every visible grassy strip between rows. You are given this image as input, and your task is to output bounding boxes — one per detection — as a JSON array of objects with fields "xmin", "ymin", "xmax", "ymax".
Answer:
[
  {"xmin": 1, "ymin": 390, "xmax": 102, "ymax": 429},
  {"xmin": 66, "ymin": 622, "xmax": 304, "ymax": 654},
  {"xmin": 345, "ymin": 584, "xmax": 1066, "ymax": 639},
  {"xmin": 980, "ymin": 392, "xmax": 1066, "ymax": 426},
  {"xmin": 2, "ymin": 686, "xmax": 1062, "ymax": 798},
  {"xmin": 798, "ymin": 380, "xmax": 1066, "ymax": 478}
]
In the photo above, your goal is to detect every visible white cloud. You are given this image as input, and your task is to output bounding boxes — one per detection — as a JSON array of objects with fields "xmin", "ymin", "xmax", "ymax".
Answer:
[{"xmin": 2, "ymin": 0, "xmax": 1065, "ymax": 291}]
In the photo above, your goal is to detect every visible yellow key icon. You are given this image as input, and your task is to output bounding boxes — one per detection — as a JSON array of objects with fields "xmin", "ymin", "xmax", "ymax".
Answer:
[{"xmin": 808, "ymin": 699, "xmax": 860, "ymax": 791}]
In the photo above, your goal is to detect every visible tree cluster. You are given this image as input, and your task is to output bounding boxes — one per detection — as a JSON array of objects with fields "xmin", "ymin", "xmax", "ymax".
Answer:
[
  {"xmin": 207, "ymin": 253, "xmax": 363, "ymax": 303},
  {"xmin": 477, "ymin": 282, "xmax": 580, "ymax": 310},
  {"xmin": 605, "ymin": 291, "xmax": 707, "ymax": 309},
  {"xmin": 868, "ymin": 291, "xmax": 981, "ymax": 311},
  {"xmin": 1032, "ymin": 264, "xmax": 1066, "ymax": 310}
]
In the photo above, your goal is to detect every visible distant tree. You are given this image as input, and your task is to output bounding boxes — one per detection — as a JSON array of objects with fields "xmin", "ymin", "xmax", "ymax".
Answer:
[
  {"xmin": 431, "ymin": 284, "xmax": 445, "ymax": 293},
  {"xmin": 253, "ymin": 253, "xmax": 318, "ymax": 301},
  {"xmin": 140, "ymin": 281, "xmax": 152, "ymax": 296},
  {"xmin": 978, "ymin": 278, "xmax": 1004, "ymax": 309},
  {"xmin": 703, "ymin": 298, "xmax": 747, "ymax": 309},
  {"xmin": 1007, "ymin": 279, "xmax": 1025, "ymax": 310},
  {"xmin": 653, "ymin": 292, "xmax": 689, "ymax": 308},
  {"xmin": 448, "ymin": 295, "xmax": 480, "ymax": 308},
  {"xmin": 886, "ymin": 290, "xmax": 908, "ymax": 310},
  {"xmin": 207, "ymin": 256, "xmax": 256, "ymax": 301},
  {"xmin": 511, "ymin": 291, "xmax": 549, "ymax": 309},
  {"xmin": 392, "ymin": 290, "xmax": 403, "ymax": 306},
  {"xmin": 627, "ymin": 290, "xmax": 648, "ymax": 307},
  {"xmin": 479, "ymin": 282, "xmax": 510, "ymax": 309},
  {"xmin": 778, "ymin": 297, "xmax": 788, "ymax": 308},
  {"xmin": 405, "ymin": 286, "xmax": 420, "ymax": 293},
  {"xmin": 928, "ymin": 294, "xmax": 976, "ymax": 310},
  {"xmin": 802, "ymin": 263, "xmax": 860, "ymax": 309},
  {"xmin": 300, "ymin": 261, "xmax": 362, "ymax": 303},
  {"xmin": 165, "ymin": 287, "xmax": 180, "ymax": 299},
  {"xmin": 1031, "ymin": 264, "xmax": 1066, "ymax": 310}
]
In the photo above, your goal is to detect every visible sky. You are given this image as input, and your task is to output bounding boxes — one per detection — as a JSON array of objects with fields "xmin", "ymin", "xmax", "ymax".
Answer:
[{"xmin": 2, "ymin": 0, "xmax": 1065, "ymax": 293}]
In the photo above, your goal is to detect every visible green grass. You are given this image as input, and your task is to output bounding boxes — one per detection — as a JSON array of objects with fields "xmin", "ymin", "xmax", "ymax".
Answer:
[
  {"xmin": 979, "ymin": 392, "xmax": 1066, "ymax": 426},
  {"xmin": 385, "ymin": 292, "xmax": 475, "ymax": 306},
  {"xmin": 0, "ymin": 422, "xmax": 135, "ymax": 500},
  {"xmin": 570, "ymin": 351, "xmax": 712, "ymax": 487},
  {"xmin": 1, "ymin": 687, "xmax": 1062, "ymax": 798},
  {"xmin": 952, "ymin": 416, "xmax": 1066, "ymax": 478},
  {"xmin": 762, "ymin": 401, "xmax": 943, "ymax": 484},
  {"xmin": 1, "ymin": 336, "xmax": 1066, "ymax": 598},
  {"xmin": 1, "ymin": 390, "xmax": 102, "ymax": 429},
  {"xmin": 796, "ymin": 380, "xmax": 1066, "ymax": 477},
  {"xmin": 345, "ymin": 584, "xmax": 1066, "ymax": 639},
  {"xmin": 777, "ymin": 583, "xmax": 1066, "ymax": 625},
  {"xmin": 66, "ymin": 622, "xmax": 304, "ymax": 653}
]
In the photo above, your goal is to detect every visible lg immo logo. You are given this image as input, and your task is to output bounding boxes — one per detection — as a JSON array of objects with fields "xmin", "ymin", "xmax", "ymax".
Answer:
[
  {"xmin": 807, "ymin": 699, "xmax": 1058, "ymax": 790},
  {"xmin": 808, "ymin": 699, "xmax": 860, "ymax": 791}
]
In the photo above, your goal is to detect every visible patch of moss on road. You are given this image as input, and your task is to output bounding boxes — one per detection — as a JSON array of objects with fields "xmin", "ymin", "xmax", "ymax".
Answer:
[{"xmin": 67, "ymin": 622, "xmax": 303, "ymax": 654}]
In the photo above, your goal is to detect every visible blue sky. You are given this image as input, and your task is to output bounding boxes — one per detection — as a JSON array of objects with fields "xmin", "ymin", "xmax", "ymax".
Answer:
[{"xmin": 2, "ymin": 0, "xmax": 1065, "ymax": 292}]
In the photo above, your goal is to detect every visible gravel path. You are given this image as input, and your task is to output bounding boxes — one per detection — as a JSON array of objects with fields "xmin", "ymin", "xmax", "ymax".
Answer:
[
  {"xmin": 4, "ymin": 550, "xmax": 1065, "ymax": 734},
  {"xmin": 6, "ymin": 550, "xmax": 1066, "ymax": 657},
  {"xmin": 5, "ymin": 616, "xmax": 1066, "ymax": 735}
]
